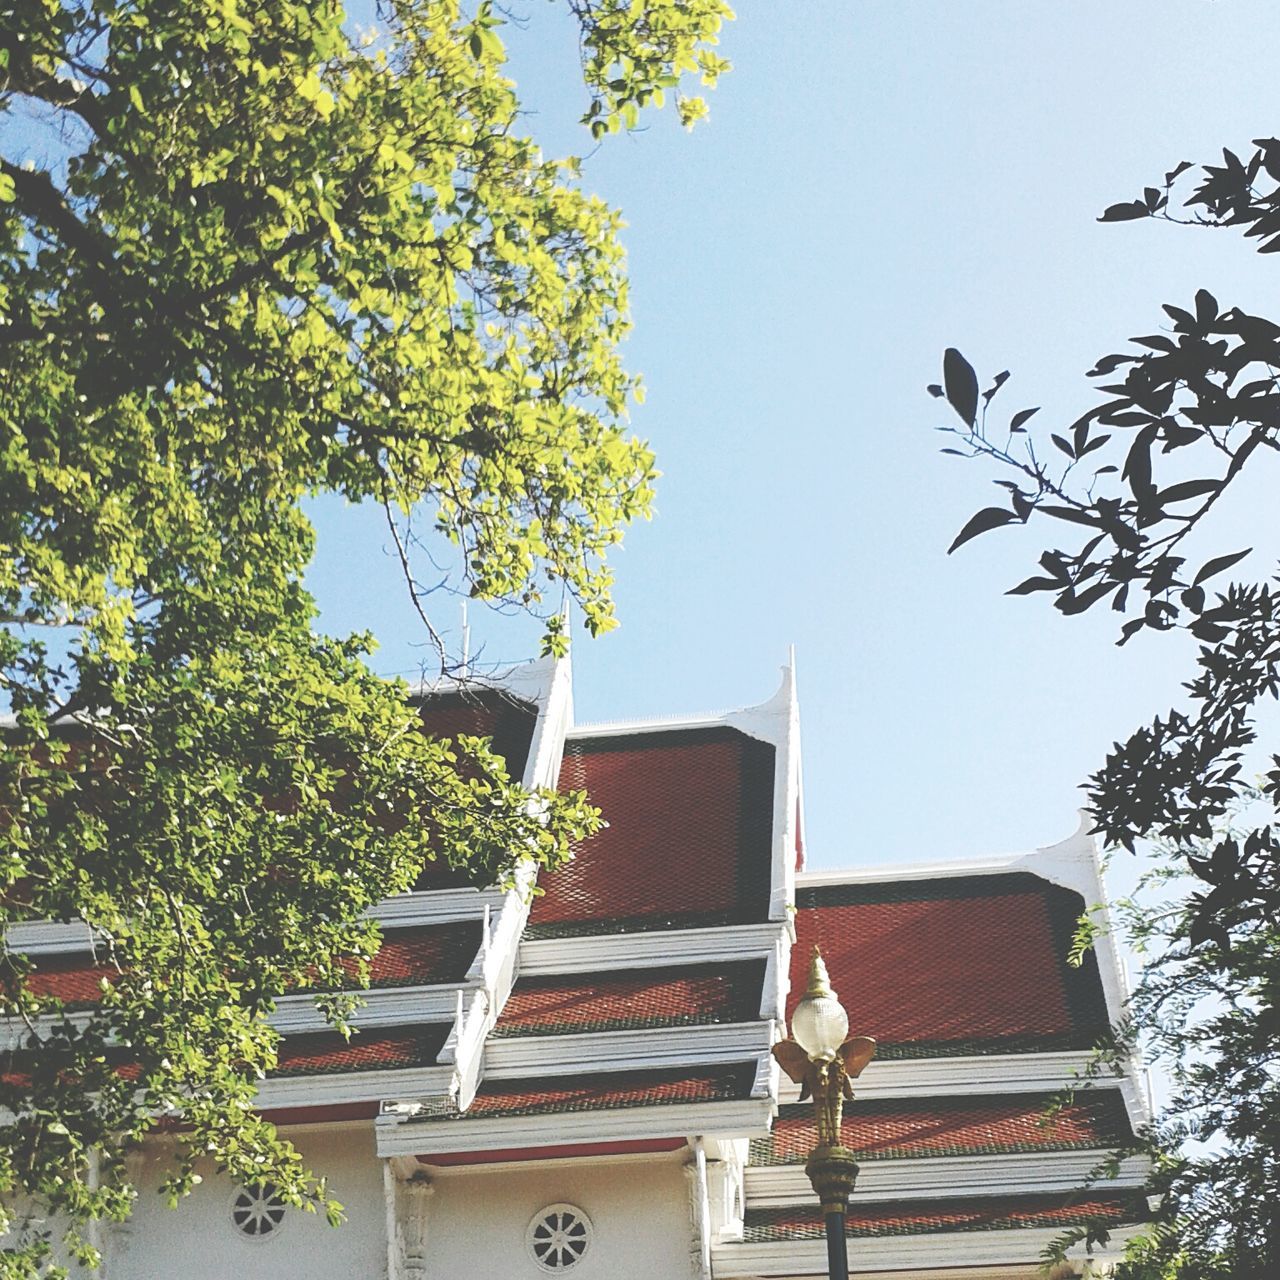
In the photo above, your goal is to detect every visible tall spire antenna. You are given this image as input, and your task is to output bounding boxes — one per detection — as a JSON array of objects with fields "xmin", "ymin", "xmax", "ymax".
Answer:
[
  {"xmin": 460, "ymin": 600, "xmax": 470, "ymax": 679},
  {"xmin": 557, "ymin": 586, "xmax": 572, "ymax": 657}
]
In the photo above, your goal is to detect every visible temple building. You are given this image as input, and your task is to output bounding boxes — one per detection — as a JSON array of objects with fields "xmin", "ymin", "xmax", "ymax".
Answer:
[{"xmin": 7, "ymin": 654, "xmax": 1149, "ymax": 1277}]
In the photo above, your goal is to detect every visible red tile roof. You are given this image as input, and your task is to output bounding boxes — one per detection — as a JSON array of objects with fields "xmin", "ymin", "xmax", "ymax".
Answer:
[
  {"xmin": 15, "ymin": 922, "xmax": 480, "ymax": 1008},
  {"xmin": 273, "ymin": 1025, "xmax": 450, "ymax": 1078},
  {"xmin": 413, "ymin": 688, "xmax": 537, "ymax": 777},
  {"xmin": 367, "ymin": 922, "xmax": 481, "ymax": 988},
  {"xmin": 528, "ymin": 727, "xmax": 775, "ymax": 937},
  {"xmin": 492, "ymin": 960, "xmax": 767, "ymax": 1038},
  {"xmin": 424, "ymin": 1063, "xmax": 759, "ymax": 1121},
  {"xmin": 743, "ymin": 1193, "xmax": 1142, "ymax": 1242},
  {"xmin": 792, "ymin": 874, "xmax": 1111, "ymax": 1056},
  {"xmin": 412, "ymin": 689, "xmax": 538, "ymax": 889},
  {"xmin": 20, "ymin": 951, "xmax": 116, "ymax": 1007},
  {"xmin": 2, "ymin": 1025, "xmax": 450, "ymax": 1089},
  {"xmin": 753, "ymin": 1091, "xmax": 1132, "ymax": 1165}
]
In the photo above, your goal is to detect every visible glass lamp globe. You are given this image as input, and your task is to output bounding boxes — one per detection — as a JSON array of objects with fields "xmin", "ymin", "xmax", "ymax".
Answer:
[{"xmin": 791, "ymin": 946, "xmax": 848, "ymax": 1061}]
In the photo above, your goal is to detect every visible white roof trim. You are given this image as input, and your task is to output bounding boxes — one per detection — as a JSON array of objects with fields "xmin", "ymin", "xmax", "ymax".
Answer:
[
  {"xmin": 485, "ymin": 1021, "xmax": 776, "ymax": 1078},
  {"xmin": 567, "ymin": 711, "xmax": 737, "ymax": 739},
  {"xmin": 713, "ymin": 1227, "xmax": 1142, "ymax": 1278},
  {"xmin": 271, "ymin": 984, "xmax": 473, "ymax": 1035},
  {"xmin": 427, "ymin": 1146, "xmax": 691, "ymax": 1177},
  {"xmin": 5, "ymin": 884, "xmax": 501, "ymax": 955},
  {"xmin": 367, "ymin": 887, "xmax": 504, "ymax": 929},
  {"xmin": 745, "ymin": 1150, "xmax": 1149, "ymax": 1207},
  {"xmin": 749, "ymin": 654, "xmax": 801, "ymax": 930},
  {"xmin": 777, "ymin": 1052, "xmax": 1125, "ymax": 1102},
  {"xmin": 520, "ymin": 650, "xmax": 572, "ymax": 791},
  {"xmin": 376, "ymin": 1093, "xmax": 776, "ymax": 1159},
  {"xmin": 566, "ymin": 659, "xmax": 802, "ymax": 753},
  {"xmin": 256, "ymin": 1063, "xmax": 456, "ymax": 1111},
  {"xmin": 517, "ymin": 922, "xmax": 789, "ymax": 977},
  {"xmin": 796, "ymin": 809, "xmax": 1105, "ymax": 902},
  {"xmin": 404, "ymin": 654, "xmax": 557, "ymax": 707},
  {"xmin": 0, "ymin": 986, "xmax": 473, "ymax": 1049},
  {"xmin": 3, "ymin": 921, "xmax": 98, "ymax": 955}
]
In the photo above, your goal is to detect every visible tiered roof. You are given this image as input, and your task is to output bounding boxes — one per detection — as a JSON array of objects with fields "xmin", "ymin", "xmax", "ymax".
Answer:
[{"xmin": 3, "ymin": 656, "xmax": 1150, "ymax": 1275}]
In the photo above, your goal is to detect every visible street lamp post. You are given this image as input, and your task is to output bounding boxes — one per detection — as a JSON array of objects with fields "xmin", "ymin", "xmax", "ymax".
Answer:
[{"xmin": 772, "ymin": 946, "xmax": 876, "ymax": 1280}]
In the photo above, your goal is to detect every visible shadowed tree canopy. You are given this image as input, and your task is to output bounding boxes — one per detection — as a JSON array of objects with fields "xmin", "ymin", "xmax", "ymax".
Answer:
[
  {"xmin": 0, "ymin": 0, "xmax": 731, "ymax": 1272},
  {"xmin": 932, "ymin": 139, "xmax": 1280, "ymax": 1280}
]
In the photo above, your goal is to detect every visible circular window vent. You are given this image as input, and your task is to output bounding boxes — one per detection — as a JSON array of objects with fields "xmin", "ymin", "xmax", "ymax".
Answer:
[
  {"xmin": 527, "ymin": 1203, "xmax": 592, "ymax": 1271},
  {"xmin": 231, "ymin": 1182, "xmax": 286, "ymax": 1239}
]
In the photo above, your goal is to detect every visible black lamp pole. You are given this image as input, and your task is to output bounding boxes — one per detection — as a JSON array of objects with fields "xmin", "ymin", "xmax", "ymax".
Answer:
[{"xmin": 824, "ymin": 1209, "xmax": 849, "ymax": 1278}]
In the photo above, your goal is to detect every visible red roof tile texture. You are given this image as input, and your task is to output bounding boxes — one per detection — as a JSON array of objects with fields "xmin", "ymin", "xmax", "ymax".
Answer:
[
  {"xmin": 754, "ymin": 1091, "xmax": 1132, "ymax": 1165},
  {"xmin": 414, "ymin": 689, "xmax": 537, "ymax": 778},
  {"xmin": 793, "ymin": 874, "xmax": 1111, "ymax": 1056},
  {"xmin": 367, "ymin": 922, "xmax": 481, "ymax": 988},
  {"xmin": 20, "ymin": 952, "xmax": 116, "ymax": 1007},
  {"xmin": 15, "ymin": 922, "xmax": 480, "ymax": 1008},
  {"xmin": 529, "ymin": 727, "xmax": 775, "ymax": 937},
  {"xmin": 3, "ymin": 1025, "xmax": 450, "ymax": 1088},
  {"xmin": 274, "ymin": 1025, "xmax": 450, "ymax": 1078},
  {"xmin": 743, "ymin": 1193, "xmax": 1141, "ymax": 1242},
  {"xmin": 492, "ymin": 960, "xmax": 767, "ymax": 1038},
  {"xmin": 426, "ymin": 1063, "xmax": 760, "ymax": 1121},
  {"xmin": 413, "ymin": 689, "xmax": 538, "ymax": 889}
]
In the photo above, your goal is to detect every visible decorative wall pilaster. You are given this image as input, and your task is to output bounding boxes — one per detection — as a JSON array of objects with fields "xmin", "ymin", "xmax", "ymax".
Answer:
[
  {"xmin": 384, "ymin": 1157, "xmax": 434, "ymax": 1280},
  {"xmin": 683, "ymin": 1142, "xmax": 712, "ymax": 1280},
  {"xmin": 102, "ymin": 1147, "xmax": 147, "ymax": 1278},
  {"xmin": 703, "ymin": 1138, "xmax": 746, "ymax": 1242}
]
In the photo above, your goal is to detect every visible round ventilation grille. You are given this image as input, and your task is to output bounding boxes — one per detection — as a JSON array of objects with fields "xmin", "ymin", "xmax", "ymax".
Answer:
[
  {"xmin": 231, "ymin": 1182, "xmax": 286, "ymax": 1239},
  {"xmin": 527, "ymin": 1203, "xmax": 592, "ymax": 1271}
]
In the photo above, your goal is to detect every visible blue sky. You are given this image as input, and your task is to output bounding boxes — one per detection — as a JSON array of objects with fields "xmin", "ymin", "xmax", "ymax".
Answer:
[{"xmin": 305, "ymin": 1, "xmax": 1278, "ymax": 871}]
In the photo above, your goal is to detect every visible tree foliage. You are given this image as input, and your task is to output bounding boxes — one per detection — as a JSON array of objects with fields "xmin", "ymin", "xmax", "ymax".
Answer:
[
  {"xmin": 933, "ymin": 139, "xmax": 1280, "ymax": 1277},
  {"xmin": 0, "ymin": 0, "xmax": 731, "ymax": 1272},
  {"xmin": 1041, "ymin": 796, "xmax": 1280, "ymax": 1280}
]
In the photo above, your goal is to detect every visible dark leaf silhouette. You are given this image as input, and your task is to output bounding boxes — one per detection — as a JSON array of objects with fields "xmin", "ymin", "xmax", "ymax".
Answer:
[
  {"xmin": 947, "ymin": 505, "xmax": 1017, "ymax": 554},
  {"xmin": 943, "ymin": 348, "xmax": 979, "ymax": 427},
  {"xmin": 1099, "ymin": 200, "xmax": 1150, "ymax": 222},
  {"xmin": 1193, "ymin": 548, "xmax": 1252, "ymax": 586}
]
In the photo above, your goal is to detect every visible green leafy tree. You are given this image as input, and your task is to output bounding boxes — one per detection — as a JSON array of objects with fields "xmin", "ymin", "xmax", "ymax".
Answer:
[
  {"xmin": 0, "ymin": 0, "xmax": 731, "ymax": 1273},
  {"xmin": 1040, "ymin": 795, "xmax": 1279, "ymax": 1280},
  {"xmin": 932, "ymin": 140, "xmax": 1280, "ymax": 1278}
]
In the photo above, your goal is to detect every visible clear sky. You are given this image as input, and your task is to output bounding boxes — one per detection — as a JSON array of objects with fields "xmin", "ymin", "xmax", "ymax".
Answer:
[{"xmin": 303, "ymin": 1, "xmax": 1280, "ymax": 872}]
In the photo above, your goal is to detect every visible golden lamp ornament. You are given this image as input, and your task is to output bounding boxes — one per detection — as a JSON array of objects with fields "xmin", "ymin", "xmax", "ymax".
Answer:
[{"xmin": 771, "ymin": 946, "xmax": 876, "ymax": 1225}]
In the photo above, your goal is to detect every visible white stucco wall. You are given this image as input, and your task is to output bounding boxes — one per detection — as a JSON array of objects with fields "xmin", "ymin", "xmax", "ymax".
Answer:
[
  {"xmin": 424, "ymin": 1151, "xmax": 697, "ymax": 1280},
  {"xmin": 104, "ymin": 1130, "xmax": 697, "ymax": 1280},
  {"xmin": 112, "ymin": 1122, "xmax": 386, "ymax": 1280}
]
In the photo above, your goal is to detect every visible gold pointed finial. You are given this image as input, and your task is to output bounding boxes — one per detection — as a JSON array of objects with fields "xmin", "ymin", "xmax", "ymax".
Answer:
[{"xmin": 805, "ymin": 944, "xmax": 836, "ymax": 1001}]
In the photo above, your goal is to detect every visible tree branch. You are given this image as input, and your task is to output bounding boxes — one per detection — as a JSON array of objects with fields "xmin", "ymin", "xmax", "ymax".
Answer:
[{"xmin": 0, "ymin": 161, "xmax": 117, "ymax": 286}]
